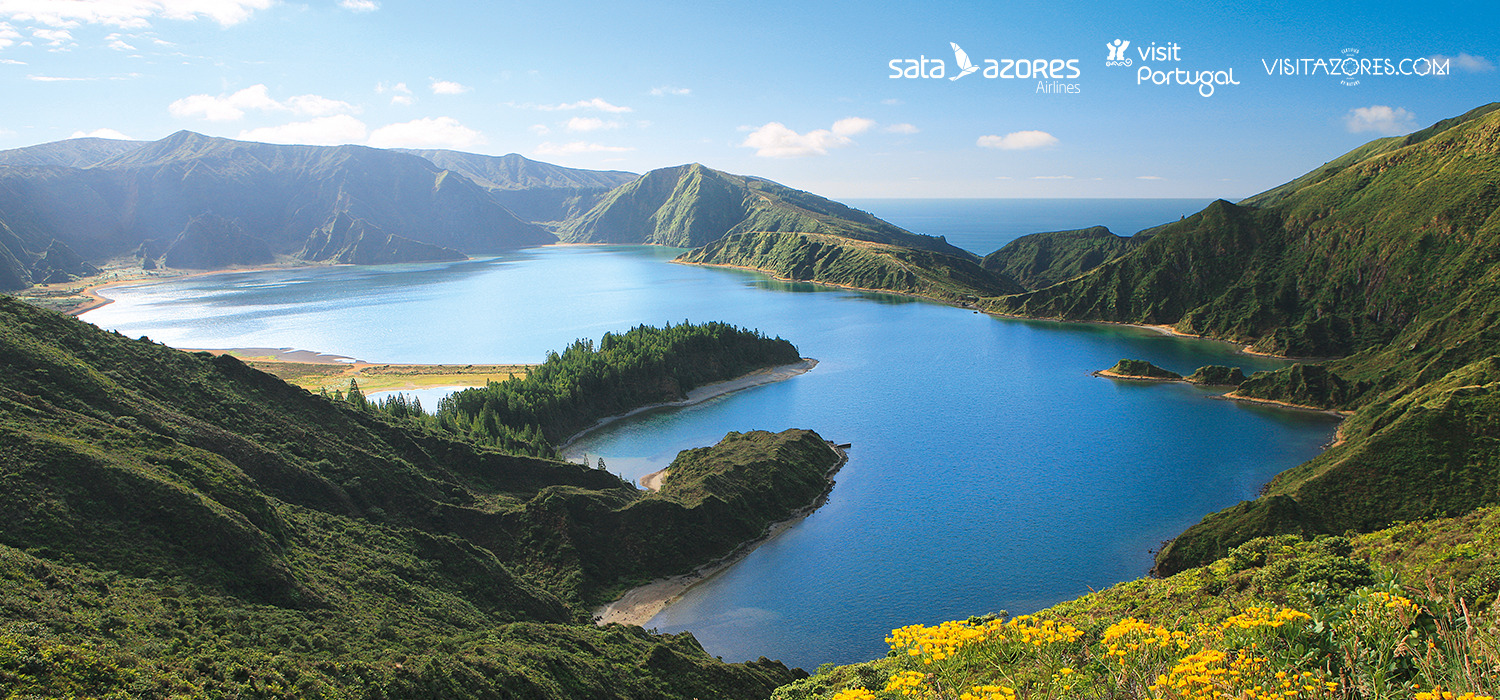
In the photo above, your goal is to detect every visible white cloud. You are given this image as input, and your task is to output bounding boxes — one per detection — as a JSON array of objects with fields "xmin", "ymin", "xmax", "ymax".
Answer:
[
  {"xmin": 1428, "ymin": 53, "xmax": 1495, "ymax": 73},
  {"xmin": 239, "ymin": 115, "xmax": 368, "ymax": 146},
  {"xmin": 169, "ymin": 84, "xmax": 356, "ymax": 121},
  {"xmin": 70, "ymin": 127, "xmax": 133, "ymax": 139},
  {"xmin": 0, "ymin": 21, "xmax": 19, "ymax": 49},
  {"xmin": 286, "ymin": 93, "xmax": 357, "ymax": 117},
  {"xmin": 0, "ymin": 58, "xmax": 24, "ymax": 64},
  {"xmin": 367, "ymin": 116, "xmax": 484, "ymax": 149},
  {"xmin": 741, "ymin": 117, "xmax": 877, "ymax": 158},
  {"xmin": 649, "ymin": 86, "xmax": 690, "ymax": 96},
  {"xmin": 32, "ymin": 27, "xmax": 72, "ymax": 48},
  {"xmin": 377, "ymin": 81, "xmax": 413, "ymax": 105},
  {"xmin": 884, "ymin": 123, "xmax": 919, "ymax": 134},
  {"xmin": 977, "ymin": 130, "xmax": 1058, "ymax": 150},
  {"xmin": 1030, "ymin": 175, "xmax": 1074, "ymax": 180},
  {"xmin": 338, "ymin": 0, "xmax": 379, "ymax": 12},
  {"xmin": 104, "ymin": 32, "xmax": 134, "ymax": 50},
  {"xmin": 0, "ymin": 0, "xmax": 274, "ymax": 28},
  {"xmin": 533, "ymin": 97, "xmax": 632, "ymax": 113},
  {"xmin": 27, "ymin": 74, "xmax": 93, "ymax": 81},
  {"xmin": 1344, "ymin": 105, "xmax": 1416, "ymax": 135},
  {"xmin": 430, "ymin": 79, "xmax": 469, "ymax": 95},
  {"xmin": 1136, "ymin": 175, "xmax": 1164, "ymax": 180},
  {"xmin": 565, "ymin": 116, "xmax": 620, "ymax": 132},
  {"xmin": 529, "ymin": 124, "xmax": 550, "ymax": 135},
  {"xmin": 533, "ymin": 141, "xmax": 633, "ymax": 155},
  {"xmin": 831, "ymin": 117, "xmax": 875, "ymax": 136},
  {"xmin": 880, "ymin": 98, "xmax": 904, "ymax": 106}
]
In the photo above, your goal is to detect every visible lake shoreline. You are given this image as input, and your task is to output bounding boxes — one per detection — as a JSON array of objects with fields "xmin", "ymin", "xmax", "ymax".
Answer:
[
  {"xmin": 593, "ymin": 442, "xmax": 849, "ymax": 628},
  {"xmin": 557, "ymin": 358, "xmax": 819, "ymax": 460}
]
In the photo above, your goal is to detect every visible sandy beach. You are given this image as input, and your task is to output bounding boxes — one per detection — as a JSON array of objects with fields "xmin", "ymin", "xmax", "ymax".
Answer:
[
  {"xmin": 558, "ymin": 358, "xmax": 819, "ymax": 459},
  {"xmin": 593, "ymin": 442, "xmax": 848, "ymax": 628}
]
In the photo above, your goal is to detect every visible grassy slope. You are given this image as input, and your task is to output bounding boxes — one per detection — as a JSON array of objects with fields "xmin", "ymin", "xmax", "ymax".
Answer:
[
  {"xmin": 775, "ymin": 508, "xmax": 1500, "ymax": 700},
  {"xmin": 968, "ymin": 104, "xmax": 1500, "ymax": 573},
  {"xmin": 979, "ymin": 226, "xmax": 1139, "ymax": 291},
  {"xmin": 676, "ymin": 231, "xmax": 1023, "ymax": 301},
  {"xmin": 0, "ymin": 297, "xmax": 817, "ymax": 698},
  {"xmin": 560, "ymin": 164, "xmax": 971, "ymax": 257}
]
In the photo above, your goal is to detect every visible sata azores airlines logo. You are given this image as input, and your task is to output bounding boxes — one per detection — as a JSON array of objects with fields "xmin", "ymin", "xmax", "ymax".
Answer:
[
  {"xmin": 949, "ymin": 42, "xmax": 979, "ymax": 81},
  {"xmin": 888, "ymin": 42, "xmax": 1081, "ymax": 81}
]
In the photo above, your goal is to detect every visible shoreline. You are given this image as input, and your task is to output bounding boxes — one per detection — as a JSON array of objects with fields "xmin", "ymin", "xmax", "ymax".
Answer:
[
  {"xmin": 557, "ymin": 358, "xmax": 819, "ymax": 459},
  {"xmin": 673, "ymin": 259, "xmax": 982, "ymax": 307},
  {"xmin": 593, "ymin": 442, "xmax": 849, "ymax": 627}
]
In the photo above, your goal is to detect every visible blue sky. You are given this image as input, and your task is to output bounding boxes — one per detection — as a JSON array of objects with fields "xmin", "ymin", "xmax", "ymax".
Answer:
[{"xmin": 0, "ymin": 0, "xmax": 1495, "ymax": 198}]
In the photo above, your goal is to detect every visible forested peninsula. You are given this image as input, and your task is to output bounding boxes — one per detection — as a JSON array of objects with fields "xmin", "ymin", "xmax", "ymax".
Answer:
[{"xmin": 0, "ymin": 298, "xmax": 839, "ymax": 699}]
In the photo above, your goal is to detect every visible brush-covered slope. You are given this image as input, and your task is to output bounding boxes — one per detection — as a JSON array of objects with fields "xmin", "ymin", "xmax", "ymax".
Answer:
[
  {"xmin": 774, "ymin": 509, "xmax": 1500, "ymax": 700},
  {"xmin": 980, "ymin": 226, "xmax": 1140, "ymax": 291},
  {"xmin": 677, "ymin": 231, "xmax": 1021, "ymax": 301},
  {"xmin": 0, "ymin": 132, "xmax": 554, "ymax": 273},
  {"xmin": 987, "ymin": 103, "xmax": 1500, "ymax": 365},
  {"xmin": 508, "ymin": 429, "xmax": 845, "ymax": 603},
  {"xmin": 0, "ymin": 297, "xmax": 812, "ymax": 698},
  {"xmin": 560, "ymin": 163, "xmax": 970, "ymax": 256},
  {"xmin": 1155, "ymin": 355, "xmax": 1500, "ymax": 574}
]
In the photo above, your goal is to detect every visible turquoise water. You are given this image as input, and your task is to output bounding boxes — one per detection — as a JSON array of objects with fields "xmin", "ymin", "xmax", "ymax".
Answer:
[{"xmin": 81, "ymin": 244, "xmax": 1337, "ymax": 670}]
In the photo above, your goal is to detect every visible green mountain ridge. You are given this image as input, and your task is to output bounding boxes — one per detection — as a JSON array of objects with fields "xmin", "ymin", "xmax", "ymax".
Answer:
[
  {"xmin": 676, "ymin": 231, "xmax": 1023, "ymax": 301},
  {"xmin": 962, "ymin": 103, "xmax": 1500, "ymax": 574},
  {"xmin": 979, "ymin": 225, "xmax": 1141, "ymax": 291},
  {"xmin": 0, "ymin": 297, "xmax": 834, "ymax": 697},
  {"xmin": 560, "ymin": 163, "xmax": 972, "ymax": 257}
]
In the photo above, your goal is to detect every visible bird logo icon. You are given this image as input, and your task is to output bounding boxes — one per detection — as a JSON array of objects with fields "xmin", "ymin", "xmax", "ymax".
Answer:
[{"xmin": 950, "ymin": 42, "xmax": 979, "ymax": 81}]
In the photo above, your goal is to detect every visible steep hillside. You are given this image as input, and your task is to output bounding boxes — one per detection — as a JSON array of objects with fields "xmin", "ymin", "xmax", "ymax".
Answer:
[
  {"xmin": 678, "ymin": 231, "xmax": 1021, "ymax": 301},
  {"xmin": 560, "ymin": 163, "xmax": 971, "ymax": 256},
  {"xmin": 987, "ymin": 103, "xmax": 1500, "ymax": 365},
  {"xmin": 775, "ymin": 509, "xmax": 1500, "ymax": 700},
  {"xmin": 972, "ymin": 103, "xmax": 1500, "ymax": 573},
  {"xmin": 979, "ymin": 226, "xmax": 1139, "ymax": 290},
  {"xmin": 0, "ymin": 297, "xmax": 818, "ymax": 698},
  {"xmin": 0, "ymin": 132, "xmax": 555, "ymax": 278}
]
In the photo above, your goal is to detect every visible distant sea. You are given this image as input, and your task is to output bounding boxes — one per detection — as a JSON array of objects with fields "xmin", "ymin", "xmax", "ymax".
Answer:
[{"xmin": 844, "ymin": 198, "xmax": 1217, "ymax": 255}]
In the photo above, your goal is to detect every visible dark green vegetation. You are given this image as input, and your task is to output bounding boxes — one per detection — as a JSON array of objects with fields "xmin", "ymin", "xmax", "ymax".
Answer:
[
  {"xmin": 676, "ymin": 231, "xmax": 1023, "ymax": 301},
  {"xmin": 1231, "ymin": 363, "xmax": 1355, "ymax": 409},
  {"xmin": 1101, "ymin": 358, "xmax": 1181, "ymax": 380},
  {"xmin": 1184, "ymin": 365, "xmax": 1246, "ymax": 386},
  {"xmin": 775, "ymin": 509, "xmax": 1500, "ymax": 700},
  {"xmin": 559, "ymin": 163, "xmax": 970, "ymax": 256},
  {"xmin": 0, "ymin": 297, "xmax": 823, "ymax": 698},
  {"xmin": 910, "ymin": 103, "xmax": 1500, "ymax": 577},
  {"xmin": 431, "ymin": 321, "xmax": 801, "ymax": 451},
  {"xmin": 979, "ymin": 226, "xmax": 1139, "ymax": 291},
  {"xmin": 503, "ymin": 429, "xmax": 845, "ymax": 605}
]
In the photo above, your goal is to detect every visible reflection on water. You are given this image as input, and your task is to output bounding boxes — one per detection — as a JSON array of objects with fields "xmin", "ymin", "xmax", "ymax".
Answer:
[{"xmin": 82, "ymin": 244, "xmax": 1338, "ymax": 670}]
